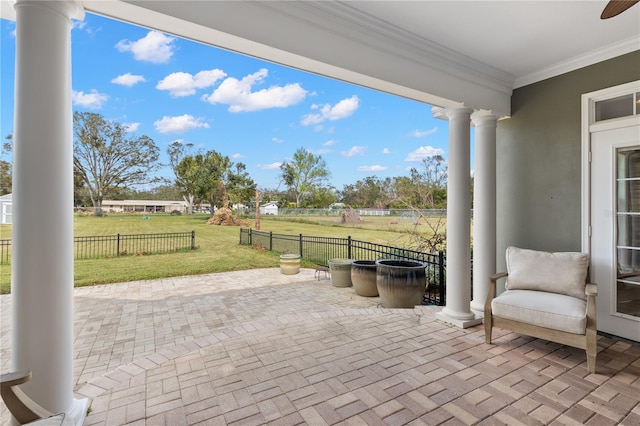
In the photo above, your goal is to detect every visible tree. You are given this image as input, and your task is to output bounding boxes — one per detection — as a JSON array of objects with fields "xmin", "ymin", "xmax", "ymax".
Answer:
[
  {"xmin": 391, "ymin": 155, "xmax": 447, "ymax": 209},
  {"xmin": 73, "ymin": 112, "xmax": 160, "ymax": 214},
  {"xmin": 280, "ymin": 147, "xmax": 331, "ymax": 207},
  {"xmin": 175, "ymin": 149, "xmax": 254, "ymax": 215},
  {"xmin": 340, "ymin": 176, "xmax": 393, "ymax": 208},
  {"xmin": 0, "ymin": 135, "xmax": 12, "ymax": 195},
  {"xmin": 226, "ymin": 162, "xmax": 257, "ymax": 210},
  {"xmin": 168, "ymin": 140, "xmax": 196, "ymax": 215},
  {"xmin": 305, "ymin": 185, "xmax": 338, "ymax": 208}
]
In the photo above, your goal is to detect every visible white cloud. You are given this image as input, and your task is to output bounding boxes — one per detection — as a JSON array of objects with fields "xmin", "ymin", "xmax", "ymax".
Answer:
[
  {"xmin": 405, "ymin": 146, "xmax": 445, "ymax": 162},
  {"xmin": 202, "ymin": 68, "xmax": 307, "ymax": 112},
  {"xmin": 72, "ymin": 90, "xmax": 108, "ymax": 109},
  {"xmin": 382, "ymin": 148, "xmax": 392, "ymax": 154},
  {"xmin": 341, "ymin": 145, "xmax": 366, "ymax": 158},
  {"xmin": 323, "ymin": 139, "xmax": 338, "ymax": 147},
  {"xmin": 301, "ymin": 95, "xmax": 360, "ymax": 126},
  {"xmin": 157, "ymin": 69, "xmax": 226, "ymax": 97},
  {"xmin": 315, "ymin": 149, "xmax": 332, "ymax": 155},
  {"xmin": 257, "ymin": 162, "xmax": 282, "ymax": 170},
  {"xmin": 154, "ymin": 114, "xmax": 210, "ymax": 134},
  {"xmin": 272, "ymin": 137, "xmax": 284, "ymax": 143},
  {"xmin": 122, "ymin": 122, "xmax": 140, "ymax": 133},
  {"xmin": 72, "ymin": 20, "xmax": 87, "ymax": 31},
  {"xmin": 410, "ymin": 126, "xmax": 438, "ymax": 138},
  {"xmin": 357, "ymin": 165, "xmax": 387, "ymax": 172},
  {"xmin": 232, "ymin": 153, "xmax": 244, "ymax": 159},
  {"xmin": 111, "ymin": 73, "xmax": 147, "ymax": 87},
  {"xmin": 115, "ymin": 31, "xmax": 175, "ymax": 64}
]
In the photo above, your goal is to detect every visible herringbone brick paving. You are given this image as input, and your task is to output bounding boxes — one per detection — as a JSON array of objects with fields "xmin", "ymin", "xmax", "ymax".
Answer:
[{"xmin": 1, "ymin": 268, "xmax": 639, "ymax": 425}]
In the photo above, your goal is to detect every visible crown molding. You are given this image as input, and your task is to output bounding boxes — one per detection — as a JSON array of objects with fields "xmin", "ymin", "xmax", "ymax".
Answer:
[
  {"xmin": 514, "ymin": 36, "xmax": 640, "ymax": 89},
  {"xmin": 263, "ymin": 1, "xmax": 515, "ymax": 96}
]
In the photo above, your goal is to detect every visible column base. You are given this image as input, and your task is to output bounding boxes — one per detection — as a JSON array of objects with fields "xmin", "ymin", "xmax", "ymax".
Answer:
[
  {"xmin": 68, "ymin": 397, "xmax": 90, "ymax": 426},
  {"xmin": 436, "ymin": 310, "xmax": 483, "ymax": 329},
  {"xmin": 470, "ymin": 300, "xmax": 486, "ymax": 318}
]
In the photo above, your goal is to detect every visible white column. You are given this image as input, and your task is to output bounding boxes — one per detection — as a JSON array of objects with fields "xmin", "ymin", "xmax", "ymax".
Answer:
[
  {"xmin": 436, "ymin": 107, "xmax": 482, "ymax": 328},
  {"xmin": 12, "ymin": 1, "xmax": 88, "ymax": 424},
  {"xmin": 470, "ymin": 113, "xmax": 497, "ymax": 316}
]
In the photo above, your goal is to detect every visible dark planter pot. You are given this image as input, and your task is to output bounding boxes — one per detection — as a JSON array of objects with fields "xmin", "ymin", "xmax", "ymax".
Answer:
[
  {"xmin": 329, "ymin": 258, "xmax": 353, "ymax": 287},
  {"xmin": 375, "ymin": 259, "xmax": 427, "ymax": 308},
  {"xmin": 351, "ymin": 260, "xmax": 378, "ymax": 297}
]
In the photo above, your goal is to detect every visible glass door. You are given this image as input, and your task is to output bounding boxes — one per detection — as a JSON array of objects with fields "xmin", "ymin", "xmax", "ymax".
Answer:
[
  {"xmin": 616, "ymin": 148, "xmax": 640, "ymax": 318},
  {"xmin": 591, "ymin": 125, "xmax": 640, "ymax": 341}
]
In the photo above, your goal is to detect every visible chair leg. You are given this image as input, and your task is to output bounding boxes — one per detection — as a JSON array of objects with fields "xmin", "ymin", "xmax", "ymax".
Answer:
[
  {"xmin": 484, "ymin": 316, "xmax": 493, "ymax": 344},
  {"xmin": 586, "ymin": 329, "xmax": 597, "ymax": 374}
]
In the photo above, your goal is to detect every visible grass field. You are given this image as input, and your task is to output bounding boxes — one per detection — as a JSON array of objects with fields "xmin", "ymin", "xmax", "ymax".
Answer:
[{"xmin": 0, "ymin": 212, "xmax": 445, "ymax": 294}]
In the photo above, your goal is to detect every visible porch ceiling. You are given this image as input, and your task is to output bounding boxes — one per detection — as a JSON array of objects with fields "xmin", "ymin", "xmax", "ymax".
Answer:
[{"xmin": 2, "ymin": 1, "xmax": 639, "ymax": 117}]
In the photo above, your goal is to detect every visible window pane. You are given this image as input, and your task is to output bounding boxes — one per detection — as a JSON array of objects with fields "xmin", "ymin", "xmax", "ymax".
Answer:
[
  {"xmin": 616, "ymin": 280, "xmax": 640, "ymax": 318},
  {"xmin": 596, "ymin": 94, "xmax": 634, "ymax": 121}
]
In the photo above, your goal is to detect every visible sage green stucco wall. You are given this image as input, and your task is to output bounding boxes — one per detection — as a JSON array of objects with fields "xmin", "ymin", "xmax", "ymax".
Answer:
[{"xmin": 496, "ymin": 51, "xmax": 640, "ymax": 271}]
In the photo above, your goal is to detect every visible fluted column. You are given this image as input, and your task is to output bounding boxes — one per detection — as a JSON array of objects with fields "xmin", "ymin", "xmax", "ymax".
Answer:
[
  {"xmin": 470, "ymin": 113, "xmax": 497, "ymax": 316},
  {"xmin": 435, "ymin": 107, "xmax": 482, "ymax": 328},
  {"xmin": 12, "ymin": 1, "xmax": 88, "ymax": 423}
]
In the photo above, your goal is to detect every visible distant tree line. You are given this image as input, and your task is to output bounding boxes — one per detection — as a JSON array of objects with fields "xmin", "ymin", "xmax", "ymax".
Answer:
[{"xmin": 1, "ymin": 112, "xmax": 464, "ymax": 213}]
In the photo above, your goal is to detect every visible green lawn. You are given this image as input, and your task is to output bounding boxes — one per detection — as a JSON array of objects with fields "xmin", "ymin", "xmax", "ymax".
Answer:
[{"xmin": 0, "ymin": 212, "xmax": 442, "ymax": 294}]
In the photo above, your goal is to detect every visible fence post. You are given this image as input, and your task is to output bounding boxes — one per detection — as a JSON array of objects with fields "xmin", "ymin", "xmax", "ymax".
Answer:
[
  {"xmin": 299, "ymin": 234, "xmax": 303, "ymax": 256},
  {"xmin": 117, "ymin": 233, "xmax": 120, "ymax": 256},
  {"xmin": 347, "ymin": 236, "xmax": 352, "ymax": 259},
  {"xmin": 191, "ymin": 230, "xmax": 195, "ymax": 250},
  {"xmin": 269, "ymin": 231, "xmax": 273, "ymax": 251},
  {"xmin": 438, "ymin": 250, "xmax": 445, "ymax": 306}
]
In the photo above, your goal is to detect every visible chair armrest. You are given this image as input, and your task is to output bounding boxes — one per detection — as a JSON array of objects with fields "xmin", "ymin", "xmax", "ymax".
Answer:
[
  {"xmin": 1, "ymin": 370, "xmax": 52, "ymax": 424},
  {"xmin": 1, "ymin": 371, "xmax": 31, "ymax": 387},
  {"xmin": 485, "ymin": 272, "xmax": 508, "ymax": 315},
  {"xmin": 490, "ymin": 272, "xmax": 508, "ymax": 284},
  {"xmin": 585, "ymin": 283, "xmax": 597, "ymax": 296}
]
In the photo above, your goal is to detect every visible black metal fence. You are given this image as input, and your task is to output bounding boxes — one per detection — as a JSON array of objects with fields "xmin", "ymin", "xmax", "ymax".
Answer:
[
  {"xmin": 0, "ymin": 239, "xmax": 9, "ymax": 265},
  {"xmin": 240, "ymin": 228, "xmax": 446, "ymax": 305},
  {"xmin": 0, "ymin": 231, "xmax": 195, "ymax": 264}
]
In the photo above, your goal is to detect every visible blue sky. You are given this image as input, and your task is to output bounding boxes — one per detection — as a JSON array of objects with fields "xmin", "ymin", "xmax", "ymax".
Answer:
[{"xmin": 1, "ymin": 12, "xmax": 459, "ymax": 190}]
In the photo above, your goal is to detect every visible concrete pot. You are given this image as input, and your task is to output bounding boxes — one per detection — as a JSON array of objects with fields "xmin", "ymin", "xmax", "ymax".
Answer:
[
  {"xmin": 351, "ymin": 260, "xmax": 378, "ymax": 296},
  {"xmin": 329, "ymin": 258, "xmax": 353, "ymax": 287},
  {"xmin": 280, "ymin": 254, "xmax": 300, "ymax": 275},
  {"xmin": 376, "ymin": 259, "xmax": 427, "ymax": 308}
]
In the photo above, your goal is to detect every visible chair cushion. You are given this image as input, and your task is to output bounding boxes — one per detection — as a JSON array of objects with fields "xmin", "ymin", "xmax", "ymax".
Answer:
[
  {"xmin": 505, "ymin": 246, "xmax": 589, "ymax": 300},
  {"xmin": 492, "ymin": 289, "xmax": 587, "ymax": 334}
]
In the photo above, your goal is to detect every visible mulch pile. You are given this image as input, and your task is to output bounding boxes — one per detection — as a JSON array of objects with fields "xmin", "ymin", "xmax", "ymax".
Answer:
[{"xmin": 207, "ymin": 207, "xmax": 249, "ymax": 226}]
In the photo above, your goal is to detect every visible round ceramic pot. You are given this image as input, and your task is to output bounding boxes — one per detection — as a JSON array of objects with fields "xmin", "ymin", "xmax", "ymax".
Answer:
[
  {"xmin": 280, "ymin": 254, "xmax": 300, "ymax": 275},
  {"xmin": 329, "ymin": 258, "xmax": 353, "ymax": 287},
  {"xmin": 351, "ymin": 260, "xmax": 378, "ymax": 296},
  {"xmin": 375, "ymin": 259, "xmax": 427, "ymax": 308}
]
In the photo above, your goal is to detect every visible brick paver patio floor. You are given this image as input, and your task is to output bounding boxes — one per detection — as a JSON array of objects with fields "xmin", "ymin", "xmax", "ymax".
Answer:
[{"xmin": 1, "ymin": 268, "xmax": 639, "ymax": 425}]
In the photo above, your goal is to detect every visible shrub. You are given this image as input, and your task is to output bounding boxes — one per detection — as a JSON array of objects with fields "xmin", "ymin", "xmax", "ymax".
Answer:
[{"xmin": 171, "ymin": 210, "xmax": 182, "ymax": 216}]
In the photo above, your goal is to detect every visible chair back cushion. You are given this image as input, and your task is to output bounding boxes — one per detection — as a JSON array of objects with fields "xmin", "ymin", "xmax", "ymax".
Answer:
[{"xmin": 505, "ymin": 246, "xmax": 589, "ymax": 300}]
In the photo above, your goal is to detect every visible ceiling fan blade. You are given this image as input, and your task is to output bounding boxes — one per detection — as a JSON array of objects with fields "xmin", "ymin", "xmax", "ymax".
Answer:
[{"xmin": 601, "ymin": 0, "xmax": 640, "ymax": 19}]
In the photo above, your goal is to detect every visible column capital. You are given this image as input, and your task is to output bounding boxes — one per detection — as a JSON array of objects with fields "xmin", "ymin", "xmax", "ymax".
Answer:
[
  {"xmin": 432, "ymin": 105, "xmax": 474, "ymax": 121},
  {"xmin": 446, "ymin": 106, "xmax": 474, "ymax": 121},
  {"xmin": 471, "ymin": 112, "xmax": 498, "ymax": 127},
  {"xmin": 14, "ymin": 0, "xmax": 84, "ymax": 21}
]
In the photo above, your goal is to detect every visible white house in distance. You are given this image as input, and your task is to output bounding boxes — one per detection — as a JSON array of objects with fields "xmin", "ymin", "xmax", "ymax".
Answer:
[
  {"xmin": 0, "ymin": 193, "xmax": 11, "ymax": 224},
  {"xmin": 259, "ymin": 202, "xmax": 278, "ymax": 216},
  {"xmin": 100, "ymin": 199, "xmax": 188, "ymax": 214}
]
